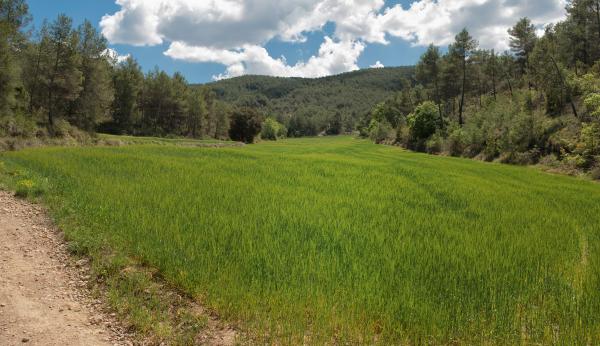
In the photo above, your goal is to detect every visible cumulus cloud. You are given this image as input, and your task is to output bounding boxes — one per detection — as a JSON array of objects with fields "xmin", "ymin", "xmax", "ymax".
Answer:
[
  {"xmin": 381, "ymin": 0, "xmax": 567, "ymax": 50},
  {"xmin": 101, "ymin": 0, "xmax": 567, "ymax": 78},
  {"xmin": 103, "ymin": 48, "xmax": 131, "ymax": 64},
  {"xmin": 166, "ymin": 37, "xmax": 365, "ymax": 79},
  {"xmin": 370, "ymin": 61, "xmax": 384, "ymax": 68}
]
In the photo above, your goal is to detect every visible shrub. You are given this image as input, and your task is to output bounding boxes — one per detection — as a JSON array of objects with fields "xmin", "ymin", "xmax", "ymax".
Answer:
[
  {"xmin": 0, "ymin": 114, "xmax": 38, "ymax": 138},
  {"xmin": 368, "ymin": 119, "xmax": 395, "ymax": 144},
  {"xmin": 229, "ymin": 107, "xmax": 264, "ymax": 144},
  {"xmin": 261, "ymin": 117, "xmax": 287, "ymax": 141},
  {"xmin": 591, "ymin": 165, "xmax": 600, "ymax": 180},
  {"xmin": 408, "ymin": 101, "xmax": 440, "ymax": 142},
  {"xmin": 426, "ymin": 132, "xmax": 444, "ymax": 154},
  {"xmin": 500, "ymin": 148, "xmax": 541, "ymax": 165},
  {"xmin": 539, "ymin": 154, "xmax": 561, "ymax": 168},
  {"xmin": 445, "ymin": 123, "xmax": 467, "ymax": 156},
  {"xmin": 584, "ymin": 93, "xmax": 600, "ymax": 118}
]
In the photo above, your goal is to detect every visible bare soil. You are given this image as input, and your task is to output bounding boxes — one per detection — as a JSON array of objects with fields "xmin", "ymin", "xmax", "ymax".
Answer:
[{"xmin": 0, "ymin": 191, "xmax": 130, "ymax": 345}]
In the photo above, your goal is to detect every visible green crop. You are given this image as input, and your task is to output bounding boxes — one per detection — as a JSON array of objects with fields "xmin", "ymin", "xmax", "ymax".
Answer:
[{"xmin": 2, "ymin": 136, "xmax": 599, "ymax": 344}]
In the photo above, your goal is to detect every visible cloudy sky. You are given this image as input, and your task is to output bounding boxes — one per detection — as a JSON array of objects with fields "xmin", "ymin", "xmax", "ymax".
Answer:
[{"xmin": 28, "ymin": 0, "xmax": 567, "ymax": 83}]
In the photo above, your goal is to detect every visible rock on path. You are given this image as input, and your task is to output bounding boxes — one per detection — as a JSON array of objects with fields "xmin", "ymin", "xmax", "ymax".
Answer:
[{"xmin": 0, "ymin": 190, "xmax": 129, "ymax": 346}]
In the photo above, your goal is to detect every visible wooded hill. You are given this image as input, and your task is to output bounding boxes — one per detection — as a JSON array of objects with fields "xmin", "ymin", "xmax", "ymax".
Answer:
[{"xmin": 205, "ymin": 67, "xmax": 414, "ymax": 136}]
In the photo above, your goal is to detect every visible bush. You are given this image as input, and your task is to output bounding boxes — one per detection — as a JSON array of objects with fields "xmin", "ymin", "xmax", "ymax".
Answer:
[
  {"xmin": 500, "ymin": 148, "xmax": 541, "ymax": 165},
  {"xmin": 445, "ymin": 123, "xmax": 467, "ymax": 156},
  {"xmin": 591, "ymin": 165, "xmax": 600, "ymax": 180},
  {"xmin": 368, "ymin": 119, "xmax": 395, "ymax": 144},
  {"xmin": 229, "ymin": 107, "xmax": 264, "ymax": 144},
  {"xmin": 0, "ymin": 114, "xmax": 38, "ymax": 138},
  {"xmin": 408, "ymin": 101, "xmax": 440, "ymax": 142},
  {"xmin": 539, "ymin": 154, "xmax": 561, "ymax": 168},
  {"xmin": 426, "ymin": 132, "xmax": 444, "ymax": 154},
  {"xmin": 261, "ymin": 117, "xmax": 287, "ymax": 141}
]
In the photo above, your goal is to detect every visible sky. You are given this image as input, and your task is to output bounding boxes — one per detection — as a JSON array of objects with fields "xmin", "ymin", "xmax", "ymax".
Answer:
[{"xmin": 26, "ymin": 0, "xmax": 568, "ymax": 84}]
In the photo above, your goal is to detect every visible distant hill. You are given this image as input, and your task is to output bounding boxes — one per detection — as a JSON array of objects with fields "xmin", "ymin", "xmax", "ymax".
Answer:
[{"xmin": 202, "ymin": 67, "xmax": 415, "ymax": 135}]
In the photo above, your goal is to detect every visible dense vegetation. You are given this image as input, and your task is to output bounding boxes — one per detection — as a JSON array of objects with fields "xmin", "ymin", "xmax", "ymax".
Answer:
[
  {"xmin": 362, "ymin": 2, "xmax": 600, "ymax": 178},
  {"xmin": 0, "ymin": 0, "xmax": 264, "ymax": 146},
  {"xmin": 2, "ymin": 136, "xmax": 599, "ymax": 344},
  {"xmin": 206, "ymin": 67, "xmax": 414, "ymax": 136}
]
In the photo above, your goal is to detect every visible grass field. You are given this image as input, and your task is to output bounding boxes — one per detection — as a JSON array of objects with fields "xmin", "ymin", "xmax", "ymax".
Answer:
[
  {"xmin": 96, "ymin": 134, "xmax": 235, "ymax": 147},
  {"xmin": 1, "ymin": 136, "xmax": 600, "ymax": 344}
]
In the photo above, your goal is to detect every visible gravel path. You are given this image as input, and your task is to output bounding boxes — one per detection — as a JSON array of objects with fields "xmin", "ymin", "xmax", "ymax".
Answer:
[{"xmin": 0, "ymin": 191, "xmax": 129, "ymax": 346}]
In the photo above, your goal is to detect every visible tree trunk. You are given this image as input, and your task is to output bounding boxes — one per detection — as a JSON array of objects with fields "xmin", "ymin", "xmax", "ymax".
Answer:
[
  {"xmin": 434, "ymin": 79, "xmax": 443, "ymax": 128},
  {"xmin": 504, "ymin": 70, "xmax": 513, "ymax": 97},
  {"xmin": 458, "ymin": 54, "xmax": 466, "ymax": 126},
  {"xmin": 596, "ymin": 1, "xmax": 600, "ymax": 42},
  {"xmin": 550, "ymin": 55, "xmax": 578, "ymax": 118},
  {"xmin": 491, "ymin": 66, "xmax": 497, "ymax": 101},
  {"xmin": 48, "ymin": 44, "xmax": 62, "ymax": 135},
  {"xmin": 29, "ymin": 43, "xmax": 43, "ymax": 114}
]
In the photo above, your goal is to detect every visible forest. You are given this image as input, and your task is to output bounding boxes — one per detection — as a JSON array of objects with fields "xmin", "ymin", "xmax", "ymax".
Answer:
[
  {"xmin": 362, "ymin": 1, "xmax": 600, "ymax": 178},
  {"xmin": 0, "ymin": 0, "xmax": 246, "ymax": 145},
  {"xmin": 206, "ymin": 67, "xmax": 414, "ymax": 137}
]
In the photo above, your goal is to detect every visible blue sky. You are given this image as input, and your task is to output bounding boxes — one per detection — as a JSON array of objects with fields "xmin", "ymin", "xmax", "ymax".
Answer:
[{"xmin": 26, "ymin": 0, "xmax": 565, "ymax": 84}]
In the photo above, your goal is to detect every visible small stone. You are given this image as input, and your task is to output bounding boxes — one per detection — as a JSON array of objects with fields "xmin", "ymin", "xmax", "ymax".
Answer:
[{"xmin": 21, "ymin": 338, "xmax": 29, "ymax": 343}]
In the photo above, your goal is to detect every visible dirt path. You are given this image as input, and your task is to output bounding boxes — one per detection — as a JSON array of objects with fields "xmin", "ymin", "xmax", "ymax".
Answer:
[{"xmin": 0, "ymin": 191, "xmax": 129, "ymax": 346}]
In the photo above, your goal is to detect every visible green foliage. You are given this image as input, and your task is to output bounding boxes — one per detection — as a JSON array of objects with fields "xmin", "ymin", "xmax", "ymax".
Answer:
[
  {"xmin": 446, "ymin": 122, "xmax": 467, "ymax": 156},
  {"xmin": 508, "ymin": 17, "xmax": 538, "ymax": 73},
  {"xmin": 229, "ymin": 107, "xmax": 263, "ymax": 143},
  {"xmin": 3, "ymin": 137, "xmax": 600, "ymax": 344},
  {"xmin": 363, "ymin": 7, "xmax": 600, "ymax": 175},
  {"xmin": 110, "ymin": 57, "xmax": 143, "ymax": 134},
  {"xmin": 0, "ymin": 112, "xmax": 37, "ymax": 137},
  {"xmin": 367, "ymin": 119, "xmax": 394, "ymax": 144},
  {"xmin": 261, "ymin": 117, "xmax": 286, "ymax": 141},
  {"xmin": 68, "ymin": 20, "xmax": 114, "ymax": 132},
  {"xmin": 208, "ymin": 67, "xmax": 415, "ymax": 134},
  {"xmin": 585, "ymin": 93, "xmax": 600, "ymax": 118},
  {"xmin": 407, "ymin": 101, "xmax": 440, "ymax": 142}
]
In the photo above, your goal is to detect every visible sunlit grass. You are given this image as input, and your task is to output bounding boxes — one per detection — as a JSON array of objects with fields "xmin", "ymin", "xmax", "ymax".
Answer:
[{"xmin": 1, "ymin": 136, "xmax": 599, "ymax": 344}]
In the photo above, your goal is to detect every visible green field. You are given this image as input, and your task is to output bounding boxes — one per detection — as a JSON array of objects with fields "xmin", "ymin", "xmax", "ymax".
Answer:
[
  {"xmin": 1, "ymin": 136, "xmax": 600, "ymax": 344},
  {"xmin": 96, "ymin": 134, "xmax": 234, "ymax": 146}
]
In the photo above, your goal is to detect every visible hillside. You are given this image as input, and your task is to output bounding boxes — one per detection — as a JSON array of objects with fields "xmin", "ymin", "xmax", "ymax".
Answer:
[{"xmin": 204, "ymin": 67, "xmax": 415, "ymax": 135}]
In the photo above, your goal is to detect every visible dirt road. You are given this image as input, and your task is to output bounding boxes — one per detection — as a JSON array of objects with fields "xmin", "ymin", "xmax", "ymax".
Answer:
[{"xmin": 0, "ymin": 191, "xmax": 128, "ymax": 346}]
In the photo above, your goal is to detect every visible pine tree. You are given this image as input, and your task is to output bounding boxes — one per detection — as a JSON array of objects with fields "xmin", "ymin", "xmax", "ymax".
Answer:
[
  {"xmin": 69, "ymin": 20, "xmax": 113, "ymax": 131},
  {"xmin": 416, "ymin": 44, "xmax": 443, "ymax": 123},
  {"xmin": 449, "ymin": 29, "xmax": 478, "ymax": 125},
  {"xmin": 0, "ymin": 0, "xmax": 30, "ymax": 115},
  {"xmin": 43, "ymin": 14, "xmax": 82, "ymax": 133},
  {"xmin": 508, "ymin": 18, "xmax": 537, "ymax": 75},
  {"xmin": 111, "ymin": 57, "xmax": 143, "ymax": 134}
]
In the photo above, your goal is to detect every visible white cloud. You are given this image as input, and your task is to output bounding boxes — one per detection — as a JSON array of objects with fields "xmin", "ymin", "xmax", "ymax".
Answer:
[
  {"xmin": 166, "ymin": 37, "xmax": 365, "ymax": 80},
  {"xmin": 101, "ymin": 0, "xmax": 567, "ymax": 78},
  {"xmin": 380, "ymin": 0, "xmax": 567, "ymax": 50},
  {"xmin": 103, "ymin": 48, "xmax": 131, "ymax": 64},
  {"xmin": 370, "ymin": 61, "xmax": 384, "ymax": 68}
]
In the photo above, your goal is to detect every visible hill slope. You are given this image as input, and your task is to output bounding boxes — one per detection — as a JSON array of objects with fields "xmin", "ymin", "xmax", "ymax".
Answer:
[{"xmin": 204, "ymin": 67, "xmax": 415, "ymax": 134}]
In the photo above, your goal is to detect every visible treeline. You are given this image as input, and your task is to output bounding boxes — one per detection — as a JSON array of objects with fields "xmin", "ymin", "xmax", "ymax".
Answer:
[
  {"xmin": 209, "ymin": 67, "xmax": 415, "ymax": 137},
  {"xmin": 0, "ymin": 0, "xmax": 264, "ymax": 144},
  {"xmin": 363, "ymin": 0, "xmax": 600, "ymax": 178}
]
